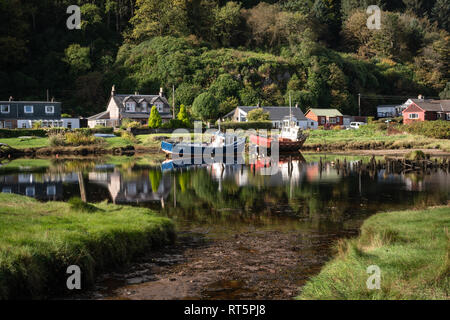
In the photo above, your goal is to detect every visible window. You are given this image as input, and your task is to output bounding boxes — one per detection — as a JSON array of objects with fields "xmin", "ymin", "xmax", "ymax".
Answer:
[
  {"xmin": 45, "ymin": 106, "xmax": 54, "ymax": 114},
  {"xmin": 320, "ymin": 118, "xmax": 325, "ymax": 124},
  {"xmin": 446, "ymin": 113, "xmax": 450, "ymax": 121},
  {"xmin": 125, "ymin": 102, "xmax": 135, "ymax": 112},
  {"xmin": 25, "ymin": 187, "xmax": 35, "ymax": 197},
  {"xmin": 67, "ymin": 122, "xmax": 72, "ymax": 129},
  {"xmin": 330, "ymin": 118, "xmax": 336, "ymax": 124},
  {"xmin": 141, "ymin": 102, "xmax": 147, "ymax": 112},
  {"xmin": 47, "ymin": 185, "xmax": 56, "ymax": 196},
  {"xmin": 156, "ymin": 103, "xmax": 163, "ymax": 112},
  {"xmin": 21, "ymin": 122, "xmax": 27, "ymax": 128},
  {"xmin": 0, "ymin": 105, "xmax": 10, "ymax": 113},
  {"xmin": 24, "ymin": 105, "xmax": 33, "ymax": 113},
  {"xmin": 4, "ymin": 121, "xmax": 12, "ymax": 129},
  {"xmin": 408, "ymin": 113, "xmax": 419, "ymax": 119}
]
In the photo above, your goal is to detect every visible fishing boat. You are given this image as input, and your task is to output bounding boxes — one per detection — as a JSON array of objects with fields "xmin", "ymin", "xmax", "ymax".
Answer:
[
  {"xmin": 161, "ymin": 131, "xmax": 245, "ymax": 159},
  {"xmin": 250, "ymin": 96, "xmax": 308, "ymax": 153}
]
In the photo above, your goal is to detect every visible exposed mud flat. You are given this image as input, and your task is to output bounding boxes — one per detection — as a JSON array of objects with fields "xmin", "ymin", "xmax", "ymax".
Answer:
[{"xmin": 82, "ymin": 228, "xmax": 358, "ymax": 300}]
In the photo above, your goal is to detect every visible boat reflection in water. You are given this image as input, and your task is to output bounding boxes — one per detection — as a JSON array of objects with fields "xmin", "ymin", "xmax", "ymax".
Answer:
[{"xmin": 0, "ymin": 156, "xmax": 448, "ymax": 221}]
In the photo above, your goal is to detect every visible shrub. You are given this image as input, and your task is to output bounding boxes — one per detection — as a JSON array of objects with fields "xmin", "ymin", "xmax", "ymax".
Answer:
[
  {"xmin": 161, "ymin": 119, "xmax": 190, "ymax": 129},
  {"xmin": 65, "ymin": 132, "xmax": 99, "ymax": 146},
  {"xmin": 121, "ymin": 131, "xmax": 138, "ymax": 144},
  {"xmin": 48, "ymin": 133, "xmax": 66, "ymax": 147},
  {"xmin": 148, "ymin": 106, "xmax": 162, "ymax": 128},
  {"xmin": 404, "ymin": 120, "xmax": 450, "ymax": 139},
  {"xmin": 68, "ymin": 197, "xmax": 99, "ymax": 213},
  {"xmin": 0, "ymin": 129, "xmax": 47, "ymax": 138}
]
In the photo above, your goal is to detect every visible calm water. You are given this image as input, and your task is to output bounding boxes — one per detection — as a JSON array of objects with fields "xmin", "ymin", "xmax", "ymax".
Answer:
[{"xmin": 1, "ymin": 154, "xmax": 449, "ymax": 299}]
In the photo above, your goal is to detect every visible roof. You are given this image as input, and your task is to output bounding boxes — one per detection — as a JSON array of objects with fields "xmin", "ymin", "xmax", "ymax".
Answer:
[
  {"xmin": 238, "ymin": 106, "xmax": 308, "ymax": 121},
  {"xmin": 410, "ymin": 99, "xmax": 450, "ymax": 112},
  {"xmin": 306, "ymin": 108, "xmax": 343, "ymax": 117},
  {"xmin": 112, "ymin": 94, "xmax": 169, "ymax": 106},
  {"xmin": 377, "ymin": 105, "xmax": 401, "ymax": 109},
  {"xmin": 87, "ymin": 111, "xmax": 110, "ymax": 120},
  {"xmin": 0, "ymin": 101, "xmax": 61, "ymax": 104}
]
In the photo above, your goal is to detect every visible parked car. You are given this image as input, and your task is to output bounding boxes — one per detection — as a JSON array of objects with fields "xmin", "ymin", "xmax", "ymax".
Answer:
[{"xmin": 348, "ymin": 122, "xmax": 366, "ymax": 130}]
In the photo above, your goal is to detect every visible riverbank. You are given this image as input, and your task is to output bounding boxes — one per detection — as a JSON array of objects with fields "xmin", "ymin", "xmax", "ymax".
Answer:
[
  {"xmin": 0, "ymin": 193, "xmax": 175, "ymax": 299},
  {"xmin": 298, "ymin": 206, "xmax": 450, "ymax": 300},
  {"xmin": 303, "ymin": 126, "xmax": 450, "ymax": 153}
]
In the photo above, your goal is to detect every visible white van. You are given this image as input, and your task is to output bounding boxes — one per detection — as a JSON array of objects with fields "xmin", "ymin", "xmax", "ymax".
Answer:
[{"xmin": 348, "ymin": 122, "xmax": 366, "ymax": 129}]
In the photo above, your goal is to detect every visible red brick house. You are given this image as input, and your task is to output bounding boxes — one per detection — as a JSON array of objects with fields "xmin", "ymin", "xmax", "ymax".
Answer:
[
  {"xmin": 305, "ymin": 108, "xmax": 344, "ymax": 127},
  {"xmin": 402, "ymin": 99, "xmax": 450, "ymax": 124}
]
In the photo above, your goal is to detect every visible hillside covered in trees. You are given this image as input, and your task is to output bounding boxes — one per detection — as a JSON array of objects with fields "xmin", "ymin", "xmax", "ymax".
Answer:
[{"xmin": 1, "ymin": 0, "xmax": 449, "ymax": 119}]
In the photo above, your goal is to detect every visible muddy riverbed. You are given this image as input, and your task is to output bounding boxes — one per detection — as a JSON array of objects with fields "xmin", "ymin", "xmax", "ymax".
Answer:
[{"xmin": 83, "ymin": 227, "xmax": 358, "ymax": 300}]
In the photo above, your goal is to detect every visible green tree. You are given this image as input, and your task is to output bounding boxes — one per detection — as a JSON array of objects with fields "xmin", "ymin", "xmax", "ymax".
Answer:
[
  {"xmin": 209, "ymin": 73, "xmax": 240, "ymax": 103},
  {"xmin": 247, "ymin": 108, "xmax": 270, "ymax": 121},
  {"xmin": 440, "ymin": 82, "xmax": 450, "ymax": 99},
  {"xmin": 130, "ymin": 0, "xmax": 188, "ymax": 41},
  {"xmin": 211, "ymin": 2, "xmax": 242, "ymax": 46},
  {"xmin": 148, "ymin": 106, "xmax": 162, "ymax": 128},
  {"xmin": 218, "ymin": 97, "xmax": 239, "ymax": 116},
  {"xmin": 432, "ymin": 0, "xmax": 450, "ymax": 32},
  {"xmin": 64, "ymin": 44, "xmax": 91, "ymax": 76},
  {"xmin": 177, "ymin": 104, "xmax": 190, "ymax": 126},
  {"xmin": 192, "ymin": 92, "xmax": 218, "ymax": 121}
]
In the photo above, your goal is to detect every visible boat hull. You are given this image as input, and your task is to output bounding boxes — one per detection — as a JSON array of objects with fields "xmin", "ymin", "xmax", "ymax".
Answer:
[
  {"xmin": 250, "ymin": 135, "xmax": 307, "ymax": 152},
  {"xmin": 161, "ymin": 140, "xmax": 245, "ymax": 158}
]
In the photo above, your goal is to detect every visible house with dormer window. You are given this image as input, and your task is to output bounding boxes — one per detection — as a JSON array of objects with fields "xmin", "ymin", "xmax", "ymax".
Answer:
[{"xmin": 87, "ymin": 86, "xmax": 172, "ymax": 128}]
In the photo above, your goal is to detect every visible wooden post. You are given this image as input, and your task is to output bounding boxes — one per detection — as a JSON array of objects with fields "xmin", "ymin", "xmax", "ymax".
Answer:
[{"xmin": 77, "ymin": 172, "xmax": 87, "ymax": 203}]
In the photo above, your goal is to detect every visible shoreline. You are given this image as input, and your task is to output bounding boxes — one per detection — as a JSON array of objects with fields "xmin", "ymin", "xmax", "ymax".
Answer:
[
  {"xmin": 297, "ymin": 205, "xmax": 450, "ymax": 300},
  {"xmin": 0, "ymin": 194, "xmax": 175, "ymax": 299}
]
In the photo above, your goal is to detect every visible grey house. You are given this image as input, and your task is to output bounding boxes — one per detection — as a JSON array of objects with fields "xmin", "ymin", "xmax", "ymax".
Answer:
[
  {"xmin": 0, "ymin": 98, "xmax": 79, "ymax": 129},
  {"xmin": 88, "ymin": 86, "xmax": 172, "ymax": 128},
  {"xmin": 222, "ymin": 106, "xmax": 318, "ymax": 130}
]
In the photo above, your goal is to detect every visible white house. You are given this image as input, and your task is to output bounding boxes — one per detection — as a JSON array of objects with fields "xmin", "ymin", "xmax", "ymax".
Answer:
[{"xmin": 222, "ymin": 106, "xmax": 318, "ymax": 130}]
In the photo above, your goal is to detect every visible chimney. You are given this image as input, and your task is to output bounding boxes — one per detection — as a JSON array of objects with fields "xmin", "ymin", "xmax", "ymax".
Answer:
[
  {"xmin": 257, "ymin": 101, "xmax": 261, "ymax": 108},
  {"xmin": 418, "ymin": 94, "xmax": 424, "ymax": 100},
  {"xmin": 111, "ymin": 85, "xmax": 116, "ymax": 96},
  {"xmin": 9, "ymin": 96, "xmax": 13, "ymax": 101},
  {"xmin": 134, "ymin": 91, "xmax": 139, "ymax": 96},
  {"xmin": 295, "ymin": 103, "xmax": 299, "ymax": 108},
  {"xmin": 51, "ymin": 97, "xmax": 55, "ymax": 102},
  {"xmin": 159, "ymin": 87, "xmax": 164, "ymax": 97}
]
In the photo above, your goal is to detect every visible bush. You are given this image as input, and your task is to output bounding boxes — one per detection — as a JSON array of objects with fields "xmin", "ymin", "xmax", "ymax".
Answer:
[
  {"xmin": 65, "ymin": 132, "xmax": 99, "ymax": 146},
  {"xmin": 0, "ymin": 129, "xmax": 47, "ymax": 138},
  {"xmin": 121, "ymin": 131, "xmax": 138, "ymax": 144},
  {"xmin": 220, "ymin": 121, "xmax": 273, "ymax": 130},
  {"xmin": 404, "ymin": 120, "xmax": 450, "ymax": 139},
  {"xmin": 48, "ymin": 131, "xmax": 103, "ymax": 147},
  {"xmin": 48, "ymin": 133, "xmax": 66, "ymax": 147},
  {"xmin": 161, "ymin": 119, "xmax": 190, "ymax": 129},
  {"xmin": 68, "ymin": 197, "xmax": 99, "ymax": 213}
]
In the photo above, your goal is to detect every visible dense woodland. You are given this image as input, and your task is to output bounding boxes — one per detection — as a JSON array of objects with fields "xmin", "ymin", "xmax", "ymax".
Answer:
[{"xmin": 1, "ymin": 0, "xmax": 449, "ymax": 119}]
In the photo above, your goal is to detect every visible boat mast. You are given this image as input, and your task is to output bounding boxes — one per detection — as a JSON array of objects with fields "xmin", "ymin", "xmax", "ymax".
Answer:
[{"xmin": 289, "ymin": 92, "xmax": 292, "ymax": 126}]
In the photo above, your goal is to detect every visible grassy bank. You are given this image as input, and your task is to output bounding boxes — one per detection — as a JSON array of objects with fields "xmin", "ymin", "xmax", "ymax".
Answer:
[
  {"xmin": 0, "ymin": 193, "xmax": 175, "ymax": 299},
  {"xmin": 304, "ymin": 125, "xmax": 450, "ymax": 152},
  {"xmin": 298, "ymin": 206, "xmax": 450, "ymax": 300}
]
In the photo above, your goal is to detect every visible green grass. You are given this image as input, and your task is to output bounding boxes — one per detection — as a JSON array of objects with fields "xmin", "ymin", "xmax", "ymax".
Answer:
[
  {"xmin": 0, "ymin": 193, "xmax": 175, "ymax": 299},
  {"xmin": 298, "ymin": 206, "xmax": 450, "ymax": 300},
  {"xmin": 0, "ymin": 137, "xmax": 50, "ymax": 149},
  {"xmin": 304, "ymin": 125, "xmax": 450, "ymax": 152}
]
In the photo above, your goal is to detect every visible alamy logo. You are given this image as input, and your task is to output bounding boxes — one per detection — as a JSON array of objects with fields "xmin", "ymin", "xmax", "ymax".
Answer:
[
  {"xmin": 366, "ymin": 265, "xmax": 381, "ymax": 290},
  {"xmin": 66, "ymin": 265, "xmax": 81, "ymax": 290},
  {"xmin": 367, "ymin": 5, "xmax": 381, "ymax": 30},
  {"xmin": 67, "ymin": 5, "xmax": 81, "ymax": 30}
]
